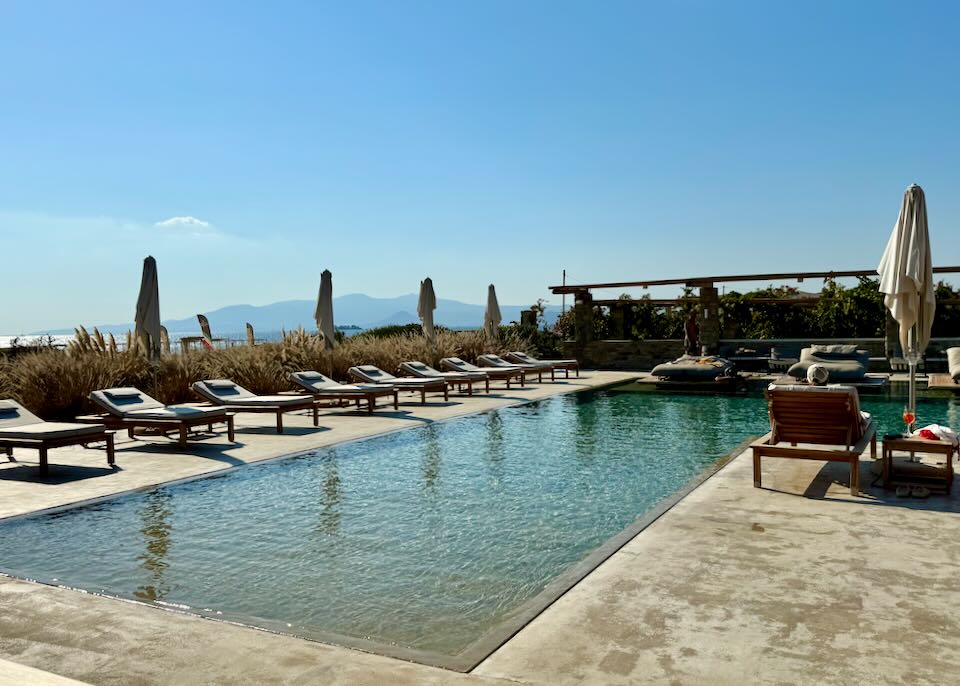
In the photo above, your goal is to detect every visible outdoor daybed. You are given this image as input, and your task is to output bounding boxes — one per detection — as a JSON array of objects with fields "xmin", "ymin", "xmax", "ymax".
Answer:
[
  {"xmin": 950, "ymin": 347, "xmax": 960, "ymax": 383},
  {"xmin": 440, "ymin": 357, "xmax": 526, "ymax": 388},
  {"xmin": 191, "ymin": 380, "xmax": 318, "ymax": 433},
  {"xmin": 786, "ymin": 345, "xmax": 869, "ymax": 382},
  {"xmin": 88, "ymin": 387, "xmax": 235, "ymax": 447},
  {"xmin": 650, "ymin": 355, "xmax": 740, "ymax": 391},
  {"xmin": 1, "ymin": 399, "xmax": 114, "ymax": 475},
  {"xmin": 398, "ymin": 361, "xmax": 489, "ymax": 395},
  {"xmin": 290, "ymin": 371, "xmax": 399, "ymax": 413},
  {"xmin": 504, "ymin": 351, "xmax": 580, "ymax": 378},
  {"xmin": 751, "ymin": 383, "xmax": 876, "ymax": 495},
  {"xmin": 347, "ymin": 365, "xmax": 449, "ymax": 403},
  {"xmin": 477, "ymin": 354, "xmax": 553, "ymax": 382}
]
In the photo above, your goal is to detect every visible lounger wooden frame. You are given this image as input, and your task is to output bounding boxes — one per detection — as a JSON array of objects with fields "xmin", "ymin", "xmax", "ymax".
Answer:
[
  {"xmin": 1, "ymin": 429, "xmax": 115, "ymax": 476},
  {"xmin": 195, "ymin": 398, "xmax": 318, "ymax": 433},
  {"xmin": 75, "ymin": 413, "xmax": 235, "ymax": 448},
  {"xmin": 750, "ymin": 387, "xmax": 877, "ymax": 495},
  {"xmin": 388, "ymin": 383, "xmax": 449, "ymax": 404},
  {"xmin": 305, "ymin": 388, "xmax": 399, "ymax": 414}
]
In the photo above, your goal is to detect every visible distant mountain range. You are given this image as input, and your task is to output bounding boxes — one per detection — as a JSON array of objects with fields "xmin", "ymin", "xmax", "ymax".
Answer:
[{"xmin": 39, "ymin": 293, "xmax": 560, "ymax": 336}]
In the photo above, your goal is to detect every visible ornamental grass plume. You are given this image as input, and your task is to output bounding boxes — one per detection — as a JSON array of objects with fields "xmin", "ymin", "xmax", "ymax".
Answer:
[{"xmin": 0, "ymin": 327, "xmax": 536, "ymax": 419}]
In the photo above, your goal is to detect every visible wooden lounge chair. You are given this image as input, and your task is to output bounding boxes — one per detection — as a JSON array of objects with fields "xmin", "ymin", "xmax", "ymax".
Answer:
[
  {"xmin": 87, "ymin": 387, "xmax": 235, "ymax": 447},
  {"xmin": 504, "ymin": 351, "xmax": 579, "ymax": 378},
  {"xmin": 477, "ymin": 354, "xmax": 552, "ymax": 382},
  {"xmin": 0, "ymin": 399, "xmax": 115, "ymax": 475},
  {"xmin": 398, "ymin": 361, "xmax": 489, "ymax": 395},
  {"xmin": 751, "ymin": 384, "xmax": 877, "ymax": 495},
  {"xmin": 347, "ymin": 365, "xmax": 449, "ymax": 403},
  {"xmin": 290, "ymin": 371, "xmax": 399, "ymax": 413},
  {"xmin": 440, "ymin": 357, "xmax": 525, "ymax": 388},
  {"xmin": 191, "ymin": 380, "xmax": 318, "ymax": 433}
]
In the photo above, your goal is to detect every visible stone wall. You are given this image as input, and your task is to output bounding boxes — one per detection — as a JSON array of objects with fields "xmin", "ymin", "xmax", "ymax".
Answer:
[
  {"xmin": 561, "ymin": 340, "xmax": 685, "ymax": 371},
  {"xmin": 562, "ymin": 337, "xmax": 960, "ymax": 371}
]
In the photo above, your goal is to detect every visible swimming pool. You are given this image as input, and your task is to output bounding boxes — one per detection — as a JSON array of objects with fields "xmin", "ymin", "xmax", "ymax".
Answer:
[{"xmin": 0, "ymin": 388, "xmax": 956, "ymax": 668}]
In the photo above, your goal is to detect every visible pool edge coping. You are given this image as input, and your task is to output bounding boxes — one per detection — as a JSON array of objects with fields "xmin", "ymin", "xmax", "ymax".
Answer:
[{"xmin": 460, "ymin": 434, "xmax": 757, "ymax": 672}]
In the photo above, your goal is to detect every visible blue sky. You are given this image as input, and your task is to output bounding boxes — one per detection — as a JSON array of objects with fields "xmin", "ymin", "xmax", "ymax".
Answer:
[{"xmin": 2, "ymin": 1, "xmax": 958, "ymax": 332}]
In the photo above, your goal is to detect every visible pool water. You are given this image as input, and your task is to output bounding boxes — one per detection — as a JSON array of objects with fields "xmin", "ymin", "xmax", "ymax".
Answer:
[{"xmin": 0, "ymin": 389, "xmax": 957, "ymax": 657}]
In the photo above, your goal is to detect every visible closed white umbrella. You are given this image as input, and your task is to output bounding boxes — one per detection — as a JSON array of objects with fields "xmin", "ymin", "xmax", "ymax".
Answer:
[
  {"xmin": 134, "ymin": 255, "xmax": 161, "ymax": 359},
  {"xmin": 418, "ymin": 277, "xmax": 436, "ymax": 345},
  {"xmin": 484, "ymin": 284, "xmax": 501, "ymax": 347},
  {"xmin": 877, "ymin": 184, "xmax": 936, "ymax": 430},
  {"xmin": 314, "ymin": 269, "xmax": 336, "ymax": 351}
]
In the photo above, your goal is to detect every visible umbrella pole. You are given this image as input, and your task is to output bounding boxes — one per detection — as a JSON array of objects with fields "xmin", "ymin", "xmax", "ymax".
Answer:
[{"xmin": 907, "ymin": 326, "xmax": 918, "ymax": 435}]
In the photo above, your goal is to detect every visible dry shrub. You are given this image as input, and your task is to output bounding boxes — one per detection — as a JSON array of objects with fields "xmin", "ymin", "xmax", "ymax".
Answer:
[
  {"xmin": 2, "ymin": 349, "xmax": 152, "ymax": 419},
  {"xmin": 0, "ymin": 329, "xmax": 533, "ymax": 419}
]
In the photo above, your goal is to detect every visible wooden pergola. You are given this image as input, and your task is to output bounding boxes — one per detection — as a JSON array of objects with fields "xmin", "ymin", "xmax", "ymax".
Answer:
[
  {"xmin": 550, "ymin": 266, "xmax": 960, "ymax": 295},
  {"xmin": 554, "ymin": 266, "xmax": 960, "ymax": 350}
]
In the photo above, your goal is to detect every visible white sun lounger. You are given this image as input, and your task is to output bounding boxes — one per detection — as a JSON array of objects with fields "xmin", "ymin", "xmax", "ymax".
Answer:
[
  {"xmin": 440, "ymin": 357, "xmax": 526, "ymax": 388},
  {"xmin": 347, "ymin": 365, "xmax": 449, "ymax": 403},
  {"xmin": 504, "ymin": 351, "xmax": 580, "ymax": 378},
  {"xmin": 290, "ymin": 371, "xmax": 399, "ymax": 413},
  {"xmin": 0, "ymin": 399, "xmax": 114, "ymax": 475},
  {"xmin": 191, "ymin": 380, "xmax": 319, "ymax": 433},
  {"xmin": 477, "ymin": 354, "xmax": 553, "ymax": 382},
  {"xmin": 88, "ymin": 387, "xmax": 235, "ymax": 447},
  {"xmin": 399, "ymin": 361, "xmax": 489, "ymax": 395}
]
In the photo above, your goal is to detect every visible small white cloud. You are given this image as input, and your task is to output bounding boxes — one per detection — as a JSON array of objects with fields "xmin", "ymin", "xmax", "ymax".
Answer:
[{"xmin": 155, "ymin": 216, "xmax": 212, "ymax": 233}]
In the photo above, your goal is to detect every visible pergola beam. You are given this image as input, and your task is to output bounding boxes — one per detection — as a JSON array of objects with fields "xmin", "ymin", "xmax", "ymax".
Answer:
[{"xmin": 550, "ymin": 266, "xmax": 960, "ymax": 295}]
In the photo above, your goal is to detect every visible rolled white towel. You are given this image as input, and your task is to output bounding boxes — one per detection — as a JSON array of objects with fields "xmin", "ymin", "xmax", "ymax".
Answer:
[{"xmin": 807, "ymin": 364, "xmax": 830, "ymax": 385}]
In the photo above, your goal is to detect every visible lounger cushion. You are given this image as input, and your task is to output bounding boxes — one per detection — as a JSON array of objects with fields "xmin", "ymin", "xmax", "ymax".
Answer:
[
  {"xmin": 195, "ymin": 381, "xmax": 254, "ymax": 399},
  {"xmin": 295, "ymin": 371, "xmax": 328, "ymax": 382},
  {"xmin": 948, "ymin": 347, "xmax": 960, "ymax": 382},
  {"xmin": 291, "ymin": 371, "xmax": 343, "ymax": 392},
  {"xmin": 810, "ymin": 344, "xmax": 859, "ymax": 356},
  {"xmin": 90, "ymin": 388, "xmax": 165, "ymax": 416},
  {"xmin": 126, "ymin": 406, "xmax": 227, "ymax": 419},
  {"xmin": 104, "ymin": 389, "xmax": 143, "ymax": 400},
  {"xmin": 205, "ymin": 380, "xmax": 238, "ymax": 389},
  {"xmin": 441, "ymin": 357, "xmax": 474, "ymax": 371},
  {"xmin": 651, "ymin": 356, "xmax": 735, "ymax": 380},
  {"xmin": 0, "ymin": 400, "xmax": 43, "ymax": 427},
  {"xmin": 504, "ymin": 356, "xmax": 552, "ymax": 370},
  {"xmin": 477, "ymin": 355, "xmax": 525, "ymax": 370},
  {"xmin": 0, "ymin": 422, "xmax": 106, "ymax": 441},
  {"xmin": 392, "ymin": 377, "xmax": 444, "ymax": 386},
  {"xmin": 404, "ymin": 362, "xmax": 435, "ymax": 374},
  {"xmin": 508, "ymin": 352, "xmax": 577, "ymax": 366},
  {"xmin": 312, "ymin": 384, "xmax": 385, "ymax": 394},
  {"xmin": 353, "ymin": 366, "xmax": 396, "ymax": 381},
  {"xmin": 214, "ymin": 395, "xmax": 308, "ymax": 406}
]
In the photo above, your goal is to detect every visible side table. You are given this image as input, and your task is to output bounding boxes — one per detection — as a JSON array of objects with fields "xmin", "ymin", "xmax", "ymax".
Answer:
[{"xmin": 882, "ymin": 436, "xmax": 957, "ymax": 494}]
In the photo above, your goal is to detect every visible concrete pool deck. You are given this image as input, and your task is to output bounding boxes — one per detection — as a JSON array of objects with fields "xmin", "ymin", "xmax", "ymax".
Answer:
[{"xmin": 2, "ymin": 372, "xmax": 960, "ymax": 685}]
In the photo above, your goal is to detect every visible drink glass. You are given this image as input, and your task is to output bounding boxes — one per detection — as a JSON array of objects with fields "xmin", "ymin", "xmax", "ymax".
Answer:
[{"xmin": 903, "ymin": 407, "xmax": 917, "ymax": 448}]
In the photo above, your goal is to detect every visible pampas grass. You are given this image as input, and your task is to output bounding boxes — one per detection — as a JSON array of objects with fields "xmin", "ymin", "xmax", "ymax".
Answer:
[{"xmin": 0, "ymin": 329, "xmax": 533, "ymax": 419}]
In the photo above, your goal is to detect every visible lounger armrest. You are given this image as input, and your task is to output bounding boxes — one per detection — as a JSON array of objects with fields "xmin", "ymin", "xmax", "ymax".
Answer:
[
  {"xmin": 852, "ymin": 418, "xmax": 877, "ymax": 455},
  {"xmin": 750, "ymin": 431, "xmax": 775, "ymax": 448}
]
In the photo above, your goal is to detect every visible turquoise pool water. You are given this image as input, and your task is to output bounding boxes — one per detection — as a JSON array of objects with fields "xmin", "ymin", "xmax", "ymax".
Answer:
[{"xmin": 0, "ymin": 389, "xmax": 957, "ymax": 657}]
